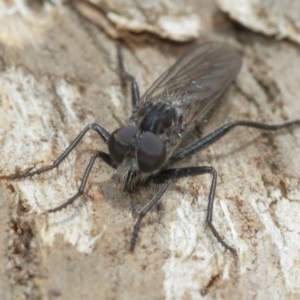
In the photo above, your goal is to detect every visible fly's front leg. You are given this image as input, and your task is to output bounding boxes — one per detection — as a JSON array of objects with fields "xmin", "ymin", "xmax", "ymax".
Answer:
[
  {"xmin": 47, "ymin": 151, "xmax": 111, "ymax": 213},
  {"xmin": 150, "ymin": 167, "xmax": 237, "ymax": 255},
  {"xmin": 117, "ymin": 44, "xmax": 140, "ymax": 107},
  {"xmin": 130, "ymin": 181, "xmax": 171, "ymax": 251},
  {"xmin": 2, "ymin": 123, "xmax": 112, "ymax": 179}
]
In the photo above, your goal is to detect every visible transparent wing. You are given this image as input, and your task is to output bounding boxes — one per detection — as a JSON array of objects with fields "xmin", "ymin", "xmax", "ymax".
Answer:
[{"xmin": 138, "ymin": 42, "xmax": 242, "ymax": 129}]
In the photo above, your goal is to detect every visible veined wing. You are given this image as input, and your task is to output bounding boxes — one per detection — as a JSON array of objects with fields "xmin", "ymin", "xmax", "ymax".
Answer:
[{"xmin": 139, "ymin": 42, "xmax": 242, "ymax": 130}]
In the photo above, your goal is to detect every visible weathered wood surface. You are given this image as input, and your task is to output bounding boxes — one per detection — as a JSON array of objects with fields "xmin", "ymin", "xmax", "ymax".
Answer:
[{"xmin": 0, "ymin": 1, "xmax": 299, "ymax": 299}]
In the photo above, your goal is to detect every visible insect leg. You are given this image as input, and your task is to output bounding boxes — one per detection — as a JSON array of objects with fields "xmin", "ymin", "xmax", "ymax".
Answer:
[
  {"xmin": 4, "ymin": 123, "xmax": 112, "ymax": 179},
  {"xmin": 117, "ymin": 44, "xmax": 140, "ymax": 107},
  {"xmin": 170, "ymin": 119, "xmax": 300, "ymax": 163},
  {"xmin": 48, "ymin": 151, "xmax": 110, "ymax": 213},
  {"xmin": 150, "ymin": 167, "xmax": 237, "ymax": 255},
  {"xmin": 130, "ymin": 180, "xmax": 171, "ymax": 251}
]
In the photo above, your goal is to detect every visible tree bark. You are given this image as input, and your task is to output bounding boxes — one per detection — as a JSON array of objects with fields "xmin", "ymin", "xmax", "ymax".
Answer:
[{"xmin": 0, "ymin": 1, "xmax": 299, "ymax": 299}]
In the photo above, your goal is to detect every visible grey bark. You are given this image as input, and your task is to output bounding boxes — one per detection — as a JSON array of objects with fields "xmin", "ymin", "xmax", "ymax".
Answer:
[{"xmin": 0, "ymin": 1, "xmax": 299, "ymax": 299}]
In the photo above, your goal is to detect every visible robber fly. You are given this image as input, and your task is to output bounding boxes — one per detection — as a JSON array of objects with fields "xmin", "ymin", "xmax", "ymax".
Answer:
[{"xmin": 3, "ymin": 42, "xmax": 300, "ymax": 255}]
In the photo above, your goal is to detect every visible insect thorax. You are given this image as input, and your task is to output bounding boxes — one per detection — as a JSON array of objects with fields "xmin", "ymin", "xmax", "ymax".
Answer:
[{"xmin": 131, "ymin": 101, "xmax": 182, "ymax": 146}]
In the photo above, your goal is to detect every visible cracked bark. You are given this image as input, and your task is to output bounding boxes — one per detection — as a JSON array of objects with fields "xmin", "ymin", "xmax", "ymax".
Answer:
[{"xmin": 0, "ymin": 1, "xmax": 299, "ymax": 300}]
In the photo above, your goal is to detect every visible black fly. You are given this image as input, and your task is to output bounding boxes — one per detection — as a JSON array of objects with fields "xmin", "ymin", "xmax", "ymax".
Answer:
[{"xmin": 3, "ymin": 42, "xmax": 300, "ymax": 255}]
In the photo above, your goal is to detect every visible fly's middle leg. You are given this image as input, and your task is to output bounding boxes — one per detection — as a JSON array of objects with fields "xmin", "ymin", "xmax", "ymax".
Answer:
[
  {"xmin": 117, "ymin": 44, "xmax": 140, "ymax": 107},
  {"xmin": 150, "ymin": 167, "xmax": 237, "ymax": 255}
]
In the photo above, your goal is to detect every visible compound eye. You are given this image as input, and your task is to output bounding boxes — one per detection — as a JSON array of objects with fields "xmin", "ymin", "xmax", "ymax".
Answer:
[
  {"xmin": 108, "ymin": 126, "xmax": 137, "ymax": 163},
  {"xmin": 137, "ymin": 132, "xmax": 166, "ymax": 173}
]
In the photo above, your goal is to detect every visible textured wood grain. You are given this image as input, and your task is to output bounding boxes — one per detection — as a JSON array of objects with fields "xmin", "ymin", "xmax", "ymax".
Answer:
[
  {"xmin": 217, "ymin": 0, "xmax": 300, "ymax": 45},
  {"xmin": 0, "ymin": 1, "xmax": 299, "ymax": 299}
]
